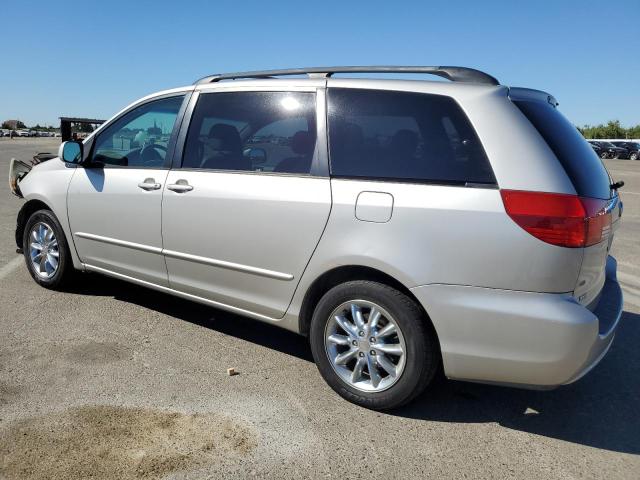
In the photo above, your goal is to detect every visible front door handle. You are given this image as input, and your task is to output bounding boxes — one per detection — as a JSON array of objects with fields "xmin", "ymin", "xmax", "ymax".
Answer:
[
  {"xmin": 167, "ymin": 180, "xmax": 193, "ymax": 193},
  {"xmin": 138, "ymin": 178, "xmax": 161, "ymax": 191}
]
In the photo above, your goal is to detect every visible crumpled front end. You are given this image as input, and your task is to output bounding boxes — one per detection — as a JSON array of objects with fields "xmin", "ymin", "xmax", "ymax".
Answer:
[
  {"xmin": 9, "ymin": 153, "xmax": 58, "ymax": 197},
  {"xmin": 9, "ymin": 158, "xmax": 32, "ymax": 198}
]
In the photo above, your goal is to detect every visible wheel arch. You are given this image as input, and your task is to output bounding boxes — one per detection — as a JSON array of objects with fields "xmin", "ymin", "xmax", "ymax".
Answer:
[
  {"xmin": 15, "ymin": 199, "xmax": 52, "ymax": 249},
  {"xmin": 298, "ymin": 265, "xmax": 439, "ymax": 344}
]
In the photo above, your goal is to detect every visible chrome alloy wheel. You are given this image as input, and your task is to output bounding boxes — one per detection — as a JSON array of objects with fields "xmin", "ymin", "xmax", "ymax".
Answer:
[
  {"xmin": 324, "ymin": 300, "xmax": 407, "ymax": 392},
  {"xmin": 29, "ymin": 222, "xmax": 59, "ymax": 279}
]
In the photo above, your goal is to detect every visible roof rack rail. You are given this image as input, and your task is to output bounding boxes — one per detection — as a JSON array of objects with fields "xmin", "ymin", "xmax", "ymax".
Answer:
[{"xmin": 194, "ymin": 66, "xmax": 499, "ymax": 86}]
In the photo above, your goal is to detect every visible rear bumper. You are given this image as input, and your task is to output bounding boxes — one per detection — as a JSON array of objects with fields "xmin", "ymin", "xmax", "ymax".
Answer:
[
  {"xmin": 410, "ymin": 255, "xmax": 623, "ymax": 388},
  {"xmin": 563, "ymin": 256, "xmax": 622, "ymax": 384}
]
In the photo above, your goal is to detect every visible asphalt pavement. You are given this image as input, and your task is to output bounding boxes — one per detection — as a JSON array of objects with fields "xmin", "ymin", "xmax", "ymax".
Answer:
[{"xmin": 1, "ymin": 138, "xmax": 638, "ymax": 479}]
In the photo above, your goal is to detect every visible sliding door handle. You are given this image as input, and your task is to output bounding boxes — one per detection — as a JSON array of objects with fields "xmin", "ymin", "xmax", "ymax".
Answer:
[{"xmin": 167, "ymin": 180, "xmax": 193, "ymax": 193}]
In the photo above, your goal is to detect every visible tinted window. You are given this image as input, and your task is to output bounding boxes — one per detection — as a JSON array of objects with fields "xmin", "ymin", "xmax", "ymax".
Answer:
[
  {"xmin": 514, "ymin": 100, "xmax": 611, "ymax": 200},
  {"xmin": 92, "ymin": 95, "xmax": 184, "ymax": 167},
  {"xmin": 327, "ymin": 88, "xmax": 495, "ymax": 184},
  {"xmin": 182, "ymin": 92, "xmax": 316, "ymax": 174}
]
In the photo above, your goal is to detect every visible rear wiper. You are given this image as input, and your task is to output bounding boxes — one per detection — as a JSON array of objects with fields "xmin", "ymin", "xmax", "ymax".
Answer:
[{"xmin": 611, "ymin": 181, "xmax": 624, "ymax": 190}]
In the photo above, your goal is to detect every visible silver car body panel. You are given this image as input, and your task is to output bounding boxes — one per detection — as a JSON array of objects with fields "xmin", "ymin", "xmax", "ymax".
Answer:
[
  {"xmin": 67, "ymin": 167, "xmax": 170, "ymax": 286},
  {"xmin": 14, "ymin": 76, "xmax": 623, "ymax": 389},
  {"xmin": 296, "ymin": 179, "xmax": 583, "ymax": 292},
  {"xmin": 161, "ymin": 171, "xmax": 331, "ymax": 317}
]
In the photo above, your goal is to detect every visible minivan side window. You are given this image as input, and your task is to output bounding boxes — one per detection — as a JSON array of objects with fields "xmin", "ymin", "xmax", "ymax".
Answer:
[
  {"xmin": 91, "ymin": 95, "xmax": 185, "ymax": 168},
  {"xmin": 327, "ymin": 88, "xmax": 495, "ymax": 185},
  {"xmin": 182, "ymin": 92, "xmax": 317, "ymax": 174}
]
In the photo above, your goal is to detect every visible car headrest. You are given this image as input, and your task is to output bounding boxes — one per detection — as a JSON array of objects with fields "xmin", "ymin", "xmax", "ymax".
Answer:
[
  {"xmin": 291, "ymin": 131, "xmax": 315, "ymax": 156},
  {"xmin": 207, "ymin": 123, "xmax": 242, "ymax": 152}
]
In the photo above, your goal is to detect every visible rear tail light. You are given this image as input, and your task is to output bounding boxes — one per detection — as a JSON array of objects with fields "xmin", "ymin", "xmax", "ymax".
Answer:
[{"xmin": 500, "ymin": 190, "xmax": 612, "ymax": 248}]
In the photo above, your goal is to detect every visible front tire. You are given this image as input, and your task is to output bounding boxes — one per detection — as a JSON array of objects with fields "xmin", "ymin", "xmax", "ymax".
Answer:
[
  {"xmin": 309, "ymin": 281, "xmax": 440, "ymax": 410},
  {"xmin": 630, "ymin": 152, "xmax": 638, "ymax": 161},
  {"xmin": 23, "ymin": 209, "xmax": 75, "ymax": 289}
]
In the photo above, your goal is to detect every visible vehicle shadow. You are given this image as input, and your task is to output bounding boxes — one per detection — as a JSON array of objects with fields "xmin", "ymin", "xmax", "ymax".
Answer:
[
  {"xmin": 68, "ymin": 273, "xmax": 314, "ymax": 362},
  {"xmin": 69, "ymin": 274, "xmax": 639, "ymax": 455}
]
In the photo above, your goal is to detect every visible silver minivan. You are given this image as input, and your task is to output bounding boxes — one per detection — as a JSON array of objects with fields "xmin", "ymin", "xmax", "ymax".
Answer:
[{"xmin": 10, "ymin": 66, "xmax": 624, "ymax": 409}]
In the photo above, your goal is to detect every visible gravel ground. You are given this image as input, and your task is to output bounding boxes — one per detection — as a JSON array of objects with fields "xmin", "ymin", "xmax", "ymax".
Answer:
[{"xmin": 0, "ymin": 138, "xmax": 639, "ymax": 479}]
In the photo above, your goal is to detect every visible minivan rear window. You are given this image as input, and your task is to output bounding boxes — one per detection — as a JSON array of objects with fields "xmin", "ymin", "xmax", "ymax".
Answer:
[
  {"xmin": 327, "ymin": 88, "xmax": 495, "ymax": 185},
  {"xmin": 514, "ymin": 100, "xmax": 611, "ymax": 200}
]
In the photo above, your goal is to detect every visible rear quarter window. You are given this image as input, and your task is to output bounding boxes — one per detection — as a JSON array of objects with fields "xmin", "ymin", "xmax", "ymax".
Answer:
[
  {"xmin": 514, "ymin": 100, "xmax": 612, "ymax": 200},
  {"xmin": 327, "ymin": 88, "xmax": 495, "ymax": 185}
]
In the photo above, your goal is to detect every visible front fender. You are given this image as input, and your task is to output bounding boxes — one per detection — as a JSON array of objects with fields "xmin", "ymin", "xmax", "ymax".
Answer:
[{"xmin": 17, "ymin": 160, "xmax": 83, "ymax": 270}]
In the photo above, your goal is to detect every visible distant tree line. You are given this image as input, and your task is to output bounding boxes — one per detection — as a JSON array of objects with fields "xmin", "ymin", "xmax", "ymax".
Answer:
[
  {"xmin": 2, "ymin": 120, "xmax": 57, "ymax": 131},
  {"xmin": 1, "ymin": 120, "xmax": 94, "ymax": 133},
  {"xmin": 578, "ymin": 120, "xmax": 640, "ymax": 139},
  {"xmin": 32, "ymin": 124, "xmax": 58, "ymax": 132}
]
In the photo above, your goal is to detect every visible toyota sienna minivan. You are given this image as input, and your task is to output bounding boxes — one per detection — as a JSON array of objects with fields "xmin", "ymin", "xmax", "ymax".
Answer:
[{"xmin": 9, "ymin": 66, "xmax": 624, "ymax": 409}]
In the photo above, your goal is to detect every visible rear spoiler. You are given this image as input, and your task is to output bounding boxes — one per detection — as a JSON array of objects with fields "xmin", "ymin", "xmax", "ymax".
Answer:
[
  {"xmin": 8, "ymin": 152, "xmax": 57, "ymax": 198},
  {"xmin": 508, "ymin": 87, "xmax": 558, "ymax": 107}
]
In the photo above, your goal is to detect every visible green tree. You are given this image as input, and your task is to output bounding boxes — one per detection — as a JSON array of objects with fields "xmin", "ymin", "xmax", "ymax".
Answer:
[
  {"xmin": 604, "ymin": 120, "xmax": 624, "ymax": 138},
  {"xmin": 628, "ymin": 125, "xmax": 640, "ymax": 139},
  {"xmin": 578, "ymin": 121, "xmax": 640, "ymax": 139}
]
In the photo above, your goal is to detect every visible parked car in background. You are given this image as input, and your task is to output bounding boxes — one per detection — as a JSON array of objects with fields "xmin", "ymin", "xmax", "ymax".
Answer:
[
  {"xmin": 16, "ymin": 130, "xmax": 30, "ymax": 137},
  {"xmin": 587, "ymin": 141, "xmax": 610, "ymax": 159},
  {"xmin": 611, "ymin": 141, "xmax": 640, "ymax": 160},
  {"xmin": 9, "ymin": 65, "xmax": 624, "ymax": 410},
  {"xmin": 602, "ymin": 141, "xmax": 627, "ymax": 159},
  {"xmin": 588, "ymin": 140, "xmax": 625, "ymax": 159}
]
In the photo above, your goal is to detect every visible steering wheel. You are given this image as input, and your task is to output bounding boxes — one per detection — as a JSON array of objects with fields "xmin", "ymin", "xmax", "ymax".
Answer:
[{"xmin": 139, "ymin": 143, "xmax": 167, "ymax": 165}]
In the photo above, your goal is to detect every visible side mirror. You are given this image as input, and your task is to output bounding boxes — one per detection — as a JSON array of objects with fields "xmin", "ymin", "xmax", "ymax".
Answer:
[
  {"xmin": 58, "ymin": 141, "xmax": 83, "ymax": 164},
  {"xmin": 244, "ymin": 147, "xmax": 267, "ymax": 165}
]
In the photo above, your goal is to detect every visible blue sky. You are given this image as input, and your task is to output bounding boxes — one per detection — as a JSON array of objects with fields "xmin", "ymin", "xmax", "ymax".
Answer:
[{"xmin": 1, "ymin": 0, "xmax": 638, "ymax": 127}]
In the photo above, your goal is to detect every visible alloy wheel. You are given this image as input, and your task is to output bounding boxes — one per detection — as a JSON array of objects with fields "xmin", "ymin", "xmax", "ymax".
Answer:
[
  {"xmin": 324, "ymin": 300, "xmax": 406, "ymax": 392},
  {"xmin": 29, "ymin": 222, "xmax": 59, "ymax": 279}
]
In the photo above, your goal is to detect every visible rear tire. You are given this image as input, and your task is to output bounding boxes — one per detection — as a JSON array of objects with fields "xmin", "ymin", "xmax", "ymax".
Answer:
[
  {"xmin": 23, "ymin": 209, "xmax": 75, "ymax": 290},
  {"xmin": 630, "ymin": 152, "xmax": 638, "ymax": 161},
  {"xmin": 600, "ymin": 151, "xmax": 608, "ymax": 159},
  {"xmin": 309, "ymin": 280, "xmax": 440, "ymax": 410}
]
